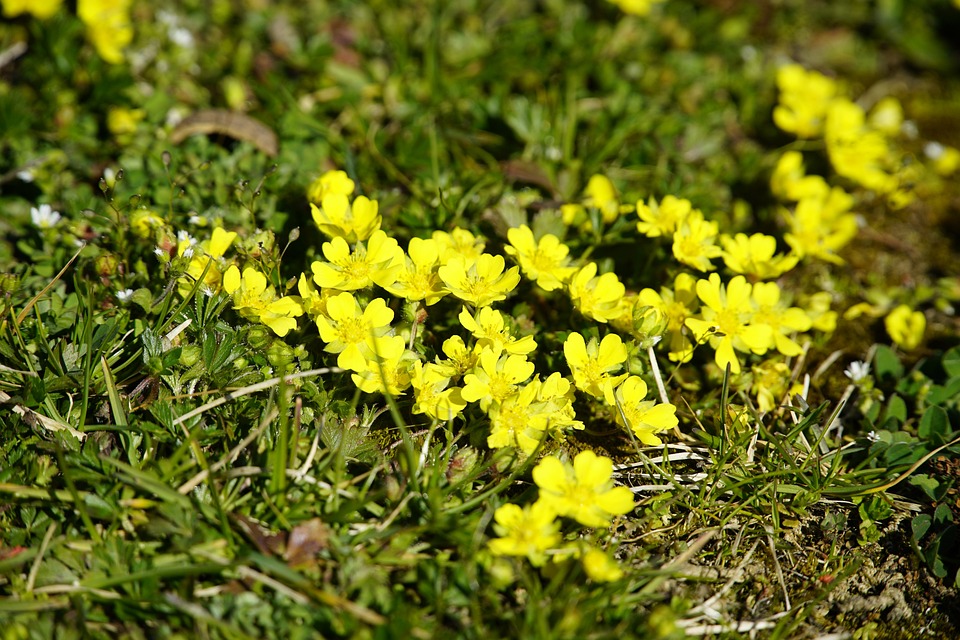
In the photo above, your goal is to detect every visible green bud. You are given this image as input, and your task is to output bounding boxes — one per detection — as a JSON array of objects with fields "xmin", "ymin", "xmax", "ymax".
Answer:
[
  {"xmin": 95, "ymin": 253, "xmax": 122, "ymax": 279},
  {"xmin": 242, "ymin": 228, "xmax": 276, "ymax": 259},
  {"xmin": 266, "ymin": 341, "xmax": 294, "ymax": 369},
  {"xmin": 0, "ymin": 272, "xmax": 20, "ymax": 295},
  {"xmin": 247, "ymin": 325, "xmax": 271, "ymax": 349},
  {"xmin": 446, "ymin": 446, "xmax": 479, "ymax": 485},
  {"xmin": 179, "ymin": 345, "xmax": 202, "ymax": 367},
  {"xmin": 631, "ymin": 303, "xmax": 668, "ymax": 349},
  {"xmin": 146, "ymin": 355, "xmax": 165, "ymax": 376}
]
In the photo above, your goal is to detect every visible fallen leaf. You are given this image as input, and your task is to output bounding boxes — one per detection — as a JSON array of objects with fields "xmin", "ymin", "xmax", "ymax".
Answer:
[{"xmin": 170, "ymin": 110, "xmax": 278, "ymax": 156}]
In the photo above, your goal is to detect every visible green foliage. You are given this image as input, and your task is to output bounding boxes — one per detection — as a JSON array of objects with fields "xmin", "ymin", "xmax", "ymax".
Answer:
[{"xmin": 2, "ymin": 0, "xmax": 960, "ymax": 637}]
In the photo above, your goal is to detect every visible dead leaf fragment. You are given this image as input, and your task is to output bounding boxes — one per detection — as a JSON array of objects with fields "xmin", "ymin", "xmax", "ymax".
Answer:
[
  {"xmin": 285, "ymin": 518, "xmax": 330, "ymax": 567},
  {"xmin": 170, "ymin": 109, "xmax": 278, "ymax": 156}
]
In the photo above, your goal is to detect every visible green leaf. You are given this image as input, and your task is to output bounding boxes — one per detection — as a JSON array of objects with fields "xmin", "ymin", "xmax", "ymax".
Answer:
[
  {"xmin": 912, "ymin": 513, "xmax": 932, "ymax": 543},
  {"xmin": 926, "ymin": 377, "xmax": 960, "ymax": 407},
  {"xmin": 909, "ymin": 474, "xmax": 940, "ymax": 501},
  {"xmin": 131, "ymin": 288, "xmax": 154, "ymax": 312},
  {"xmin": 882, "ymin": 394, "xmax": 907, "ymax": 426},
  {"xmin": 934, "ymin": 503, "xmax": 954, "ymax": 525},
  {"xmin": 874, "ymin": 345, "xmax": 904, "ymax": 381},
  {"xmin": 943, "ymin": 347, "xmax": 960, "ymax": 378},
  {"xmin": 919, "ymin": 405, "xmax": 949, "ymax": 440}
]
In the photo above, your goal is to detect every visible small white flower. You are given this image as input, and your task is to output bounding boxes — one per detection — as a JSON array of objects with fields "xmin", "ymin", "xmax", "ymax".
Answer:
[
  {"xmin": 182, "ymin": 246, "xmax": 195, "ymax": 259},
  {"xmin": 16, "ymin": 170, "xmax": 34, "ymax": 182},
  {"xmin": 201, "ymin": 285, "xmax": 214, "ymax": 297},
  {"xmin": 188, "ymin": 215, "xmax": 206, "ymax": 226},
  {"xmin": 116, "ymin": 288, "xmax": 135, "ymax": 302},
  {"xmin": 866, "ymin": 430, "xmax": 881, "ymax": 443},
  {"xmin": 154, "ymin": 247, "xmax": 165, "ymax": 257},
  {"xmin": 103, "ymin": 167, "xmax": 117, "ymax": 189},
  {"xmin": 165, "ymin": 107, "xmax": 186, "ymax": 127},
  {"xmin": 30, "ymin": 204, "xmax": 62, "ymax": 229},
  {"xmin": 844, "ymin": 360, "xmax": 871, "ymax": 383},
  {"xmin": 924, "ymin": 141, "xmax": 945, "ymax": 161},
  {"xmin": 170, "ymin": 27, "xmax": 195, "ymax": 48}
]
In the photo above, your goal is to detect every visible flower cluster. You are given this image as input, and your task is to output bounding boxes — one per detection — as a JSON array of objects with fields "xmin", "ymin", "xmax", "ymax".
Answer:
[
  {"xmin": 770, "ymin": 63, "xmax": 947, "ymax": 351},
  {"xmin": 4, "ymin": 0, "xmax": 133, "ymax": 64},
  {"xmin": 773, "ymin": 63, "xmax": 958, "ymax": 205},
  {"xmin": 489, "ymin": 450, "xmax": 633, "ymax": 581}
]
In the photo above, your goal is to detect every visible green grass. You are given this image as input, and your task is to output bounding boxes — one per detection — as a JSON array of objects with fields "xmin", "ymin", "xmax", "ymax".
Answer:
[{"xmin": 3, "ymin": 0, "xmax": 960, "ymax": 638}]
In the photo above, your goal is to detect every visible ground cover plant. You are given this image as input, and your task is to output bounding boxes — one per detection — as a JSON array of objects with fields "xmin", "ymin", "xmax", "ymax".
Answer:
[{"xmin": 2, "ymin": 0, "xmax": 960, "ymax": 637}]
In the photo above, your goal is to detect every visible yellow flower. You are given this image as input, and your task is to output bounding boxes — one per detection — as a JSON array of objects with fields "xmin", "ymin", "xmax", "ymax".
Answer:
[
  {"xmin": 504, "ymin": 225, "xmax": 576, "ymax": 292},
  {"xmin": 672, "ymin": 210, "xmax": 722, "ymax": 272},
  {"xmin": 685, "ymin": 273, "xmax": 772, "ymax": 375},
  {"xmin": 867, "ymin": 97, "xmax": 903, "ymax": 137},
  {"xmin": 411, "ymin": 361, "xmax": 467, "ymax": 421},
  {"xmin": 107, "ymin": 106, "xmax": 144, "ymax": 138},
  {"xmin": 772, "ymin": 64, "xmax": 837, "ymax": 138},
  {"xmin": 383, "ymin": 237, "xmax": 449, "ymax": 305},
  {"xmin": 311, "ymin": 229, "xmax": 404, "ymax": 291},
  {"xmin": 461, "ymin": 348, "xmax": 535, "ymax": 412},
  {"xmin": 296, "ymin": 272, "xmax": 334, "ymax": 320},
  {"xmin": 614, "ymin": 376, "xmax": 679, "ymax": 445},
  {"xmin": 315, "ymin": 293, "xmax": 397, "ymax": 372},
  {"xmin": 567, "ymin": 262, "xmax": 626, "ymax": 323},
  {"xmin": 581, "ymin": 547, "xmax": 624, "ymax": 582},
  {"xmin": 2, "ymin": 0, "xmax": 62, "ymax": 19},
  {"xmin": 561, "ymin": 203, "xmax": 587, "ymax": 227},
  {"xmin": 458, "ymin": 306, "xmax": 537, "ymax": 356},
  {"xmin": 432, "ymin": 227, "xmax": 485, "ymax": 264},
  {"xmin": 825, "ymin": 98, "xmax": 896, "ymax": 193},
  {"xmin": 438, "ymin": 254, "xmax": 520, "ymax": 308},
  {"xmin": 750, "ymin": 282, "xmax": 811, "ymax": 357},
  {"xmin": 926, "ymin": 142, "xmax": 960, "ymax": 177},
  {"xmin": 223, "ymin": 266, "xmax": 304, "ymax": 337},
  {"xmin": 639, "ymin": 273, "xmax": 699, "ymax": 363},
  {"xmin": 607, "ymin": 0, "xmax": 665, "ymax": 16},
  {"xmin": 487, "ymin": 375, "xmax": 579, "ymax": 454},
  {"xmin": 563, "ymin": 332, "xmax": 628, "ymax": 404},
  {"xmin": 179, "ymin": 227, "xmax": 237, "ymax": 295},
  {"xmin": 129, "ymin": 209, "xmax": 165, "ymax": 239},
  {"xmin": 532, "ymin": 451, "xmax": 635, "ymax": 528},
  {"xmin": 350, "ymin": 339, "xmax": 413, "ymax": 395},
  {"xmin": 78, "ymin": 0, "xmax": 133, "ymax": 65},
  {"xmin": 635, "ymin": 195, "xmax": 693, "ymax": 238},
  {"xmin": 770, "ymin": 152, "xmax": 830, "ymax": 202},
  {"xmin": 750, "ymin": 359, "xmax": 797, "ymax": 414},
  {"xmin": 583, "ymin": 174, "xmax": 631, "ymax": 224},
  {"xmin": 783, "ymin": 192, "xmax": 858, "ymax": 265},
  {"xmin": 434, "ymin": 335, "xmax": 481, "ymax": 379},
  {"xmin": 720, "ymin": 233, "xmax": 798, "ymax": 280},
  {"xmin": 885, "ymin": 304, "xmax": 925, "ymax": 351},
  {"xmin": 310, "ymin": 193, "xmax": 381, "ymax": 244},
  {"xmin": 803, "ymin": 291, "xmax": 838, "ymax": 333},
  {"xmin": 307, "ymin": 170, "xmax": 355, "ymax": 205},
  {"xmin": 488, "ymin": 502, "xmax": 561, "ymax": 567}
]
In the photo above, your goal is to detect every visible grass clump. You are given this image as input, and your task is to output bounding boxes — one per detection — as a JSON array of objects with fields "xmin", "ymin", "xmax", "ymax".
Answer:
[{"xmin": 2, "ymin": 0, "xmax": 960, "ymax": 637}]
